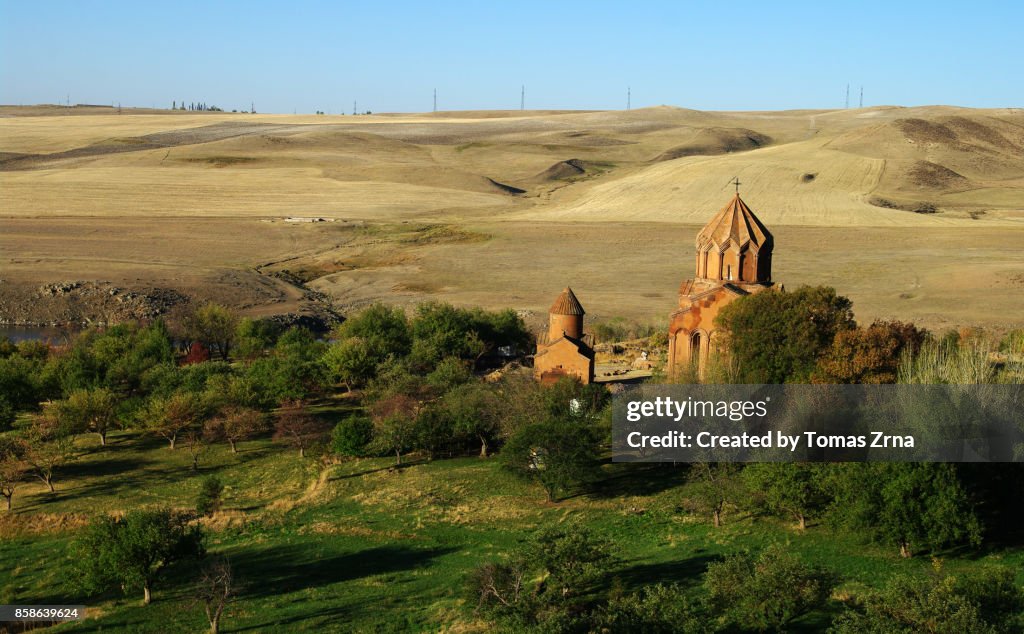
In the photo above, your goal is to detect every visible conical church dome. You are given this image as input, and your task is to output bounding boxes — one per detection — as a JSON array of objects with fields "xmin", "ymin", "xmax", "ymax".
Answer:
[{"xmin": 695, "ymin": 194, "xmax": 773, "ymax": 283}]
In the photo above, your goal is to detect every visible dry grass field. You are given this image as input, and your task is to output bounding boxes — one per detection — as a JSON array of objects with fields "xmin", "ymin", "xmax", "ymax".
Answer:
[{"xmin": 2, "ymin": 104, "xmax": 1023, "ymax": 332}]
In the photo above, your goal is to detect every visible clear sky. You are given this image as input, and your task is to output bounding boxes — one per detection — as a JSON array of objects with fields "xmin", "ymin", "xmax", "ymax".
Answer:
[{"xmin": 1, "ymin": 1, "xmax": 1021, "ymax": 114}]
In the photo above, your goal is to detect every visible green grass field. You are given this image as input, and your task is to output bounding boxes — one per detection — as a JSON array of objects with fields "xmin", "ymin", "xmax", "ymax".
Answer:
[{"xmin": 3, "ymin": 424, "xmax": 1023, "ymax": 633}]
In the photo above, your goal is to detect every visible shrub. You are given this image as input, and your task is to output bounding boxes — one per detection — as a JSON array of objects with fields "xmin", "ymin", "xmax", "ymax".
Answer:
[
  {"xmin": 196, "ymin": 476, "xmax": 224, "ymax": 516},
  {"xmin": 705, "ymin": 544, "xmax": 836, "ymax": 631},
  {"xmin": 331, "ymin": 416, "xmax": 374, "ymax": 457}
]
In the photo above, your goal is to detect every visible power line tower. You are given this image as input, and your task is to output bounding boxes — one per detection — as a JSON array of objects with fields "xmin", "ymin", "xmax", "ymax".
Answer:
[
  {"xmin": 520, "ymin": 85, "xmax": 525, "ymax": 110},
  {"xmin": 627, "ymin": 86, "xmax": 631, "ymax": 110},
  {"xmin": 859, "ymin": 86, "xmax": 863, "ymax": 108},
  {"xmin": 353, "ymin": 100, "xmax": 357, "ymax": 115},
  {"xmin": 845, "ymin": 84, "xmax": 849, "ymax": 109}
]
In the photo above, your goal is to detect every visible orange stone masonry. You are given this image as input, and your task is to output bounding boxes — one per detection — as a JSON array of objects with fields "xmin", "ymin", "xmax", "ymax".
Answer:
[
  {"xmin": 534, "ymin": 287, "xmax": 595, "ymax": 384},
  {"xmin": 668, "ymin": 193, "xmax": 776, "ymax": 378}
]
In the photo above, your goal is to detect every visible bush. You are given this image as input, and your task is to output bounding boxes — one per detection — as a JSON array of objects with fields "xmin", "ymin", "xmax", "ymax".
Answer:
[
  {"xmin": 705, "ymin": 544, "xmax": 836, "ymax": 631},
  {"xmin": 830, "ymin": 566, "xmax": 1024, "ymax": 633},
  {"xmin": 196, "ymin": 476, "xmax": 224, "ymax": 516},
  {"xmin": 331, "ymin": 416, "xmax": 374, "ymax": 457},
  {"xmin": 596, "ymin": 583, "xmax": 709, "ymax": 633}
]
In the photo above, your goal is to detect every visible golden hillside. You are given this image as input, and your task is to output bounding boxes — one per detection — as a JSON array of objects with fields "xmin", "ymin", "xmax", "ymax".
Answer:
[{"xmin": 3, "ymin": 105, "xmax": 1022, "ymax": 226}]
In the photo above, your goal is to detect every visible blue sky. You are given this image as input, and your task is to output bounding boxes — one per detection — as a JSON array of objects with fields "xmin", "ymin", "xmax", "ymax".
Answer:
[{"xmin": 1, "ymin": 1, "xmax": 1021, "ymax": 113}]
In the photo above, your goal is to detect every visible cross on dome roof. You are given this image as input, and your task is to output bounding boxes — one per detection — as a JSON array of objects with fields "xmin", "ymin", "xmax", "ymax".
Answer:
[{"xmin": 696, "ymin": 193, "xmax": 773, "ymax": 252}]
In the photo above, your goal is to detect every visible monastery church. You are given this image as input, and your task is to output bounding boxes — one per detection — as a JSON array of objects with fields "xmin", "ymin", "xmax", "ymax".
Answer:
[{"xmin": 534, "ymin": 191, "xmax": 776, "ymax": 382}]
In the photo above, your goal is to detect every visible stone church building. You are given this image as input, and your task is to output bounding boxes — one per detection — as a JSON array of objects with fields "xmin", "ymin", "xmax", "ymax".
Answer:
[
  {"xmin": 667, "ymin": 193, "xmax": 775, "ymax": 377},
  {"xmin": 533, "ymin": 287, "xmax": 595, "ymax": 384}
]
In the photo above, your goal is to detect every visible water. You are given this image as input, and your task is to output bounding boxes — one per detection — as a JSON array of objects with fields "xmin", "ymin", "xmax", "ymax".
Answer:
[{"xmin": 0, "ymin": 325, "xmax": 75, "ymax": 344}]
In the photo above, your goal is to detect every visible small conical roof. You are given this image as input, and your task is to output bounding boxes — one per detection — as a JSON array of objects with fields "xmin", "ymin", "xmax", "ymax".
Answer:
[
  {"xmin": 696, "ymin": 193, "xmax": 773, "ymax": 251},
  {"xmin": 549, "ymin": 287, "xmax": 585, "ymax": 315}
]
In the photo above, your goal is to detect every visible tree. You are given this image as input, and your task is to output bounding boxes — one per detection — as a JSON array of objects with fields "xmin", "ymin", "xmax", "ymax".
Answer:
[
  {"xmin": 0, "ymin": 437, "xmax": 29, "ymax": 511},
  {"xmin": 333, "ymin": 304, "xmax": 411, "ymax": 361},
  {"xmin": 184, "ymin": 303, "xmax": 239, "ymax": 361},
  {"xmin": 501, "ymin": 414, "xmax": 602, "ymax": 502},
  {"xmin": 705, "ymin": 544, "xmax": 836, "ymax": 631},
  {"xmin": 183, "ymin": 430, "xmax": 205, "ymax": 471},
  {"xmin": 142, "ymin": 391, "xmax": 203, "ymax": 450},
  {"xmin": 331, "ymin": 415, "xmax": 374, "ymax": 457},
  {"xmin": 23, "ymin": 411, "xmax": 77, "ymax": 492},
  {"xmin": 827, "ymin": 463, "xmax": 982, "ymax": 558},
  {"xmin": 320, "ymin": 337, "xmax": 377, "ymax": 391},
  {"xmin": 716, "ymin": 286, "xmax": 855, "ymax": 383},
  {"xmin": 443, "ymin": 382, "xmax": 500, "ymax": 457},
  {"xmin": 685, "ymin": 462, "xmax": 743, "ymax": 527},
  {"xmin": 471, "ymin": 523, "xmax": 613, "ymax": 627},
  {"xmin": 72, "ymin": 508, "xmax": 204, "ymax": 605},
  {"xmin": 814, "ymin": 320, "xmax": 928, "ymax": 384},
  {"xmin": 193, "ymin": 556, "xmax": 236, "ymax": 634},
  {"xmin": 0, "ymin": 354, "xmax": 45, "ymax": 429},
  {"xmin": 195, "ymin": 476, "xmax": 224, "ymax": 516},
  {"xmin": 372, "ymin": 411, "xmax": 417, "ymax": 465},
  {"xmin": 743, "ymin": 463, "xmax": 827, "ymax": 530},
  {"xmin": 56, "ymin": 387, "xmax": 118, "ymax": 446},
  {"xmin": 204, "ymin": 406, "xmax": 266, "ymax": 453},
  {"xmin": 272, "ymin": 402, "xmax": 328, "ymax": 458},
  {"xmin": 830, "ymin": 566, "xmax": 1024, "ymax": 634}
]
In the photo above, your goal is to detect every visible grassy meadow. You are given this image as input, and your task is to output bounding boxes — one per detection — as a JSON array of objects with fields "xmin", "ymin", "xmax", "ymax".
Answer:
[{"xmin": 3, "ymin": 421, "xmax": 1023, "ymax": 632}]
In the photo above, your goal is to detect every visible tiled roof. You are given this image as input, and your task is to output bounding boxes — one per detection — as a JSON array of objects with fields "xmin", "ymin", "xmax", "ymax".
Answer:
[
  {"xmin": 549, "ymin": 287, "xmax": 585, "ymax": 316},
  {"xmin": 696, "ymin": 193, "xmax": 773, "ymax": 252}
]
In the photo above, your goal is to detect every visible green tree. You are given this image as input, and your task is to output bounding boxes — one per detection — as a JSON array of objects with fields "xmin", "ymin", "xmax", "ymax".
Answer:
[
  {"xmin": 830, "ymin": 566, "xmax": 1024, "ymax": 634},
  {"xmin": 320, "ymin": 337, "xmax": 377, "ymax": 391},
  {"xmin": 184, "ymin": 303, "xmax": 239, "ymax": 361},
  {"xmin": 0, "ymin": 437, "xmax": 29, "ymax": 511},
  {"xmin": 501, "ymin": 414, "xmax": 602, "ymax": 502},
  {"xmin": 705, "ymin": 544, "xmax": 836, "ymax": 631},
  {"xmin": 827, "ymin": 463, "xmax": 982, "ymax": 558},
  {"xmin": 743, "ymin": 463, "xmax": 827, "ymax": 530},
  {"xmin": 72, "ymin": 508, "xmax": 204, "ymax": 604},
  {"xmin": 332, "ymin": 303, "xmax": 411, "ymax": 362},
  {"xmin": 331, "ymin": 415, "xmax": 374, "ymax": 457},
  {"xmin": 596, "ymin": 583, "xmax": 709, "ymax": 634},
  {"xmin": 0, "ymin": 354, "xmax": 45, "ymax": 429},
  {"xmin": 195, "ymin": 476, "xmax": 224, "ymax": 516},
  {"xmin": 234, "ymin": 317, "xmax": 281, "ymax": 359},
  {"xmin": 141, "ymin": 391, "xmax": 204, "ymax": 450},
  {"xmin": 56, "ymin": 387, "xmax": 118, "ymax": 446},
  {"xmin": 442, "ymin": 382, "xmax": 500, "ymax": 457},
  {"xmin": 716, "ymin": 285, "xmax": 855, "ymax": 383},
  {"xmin": 22, "ymin": 410, "xmax": 78, "ymax": 492},
  {"xmin": 685, "ymin": 462, "xmax": 744, "ymax": 527}
]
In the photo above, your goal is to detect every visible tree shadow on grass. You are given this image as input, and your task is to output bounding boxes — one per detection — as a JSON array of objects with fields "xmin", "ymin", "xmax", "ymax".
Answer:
[
  {"xmin": 328, "ymin": 459, "xmax": 426, "ymax": 482},
  {"xmin": 227, "ymin": 544, "xmax": 457, "ymax": 630},
  {"xmin": 578, "ymin": 463, "xmax": 690, "ymax": 500},
  {"xmin": 613, "ymin": 553, "xmax": 721, "ymax": 591}
]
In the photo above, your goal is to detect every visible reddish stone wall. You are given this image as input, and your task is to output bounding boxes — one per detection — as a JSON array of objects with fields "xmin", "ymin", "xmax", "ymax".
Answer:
[{"xmin": 534, "ymin": 337, "xmax": 594, "ymax": 384}]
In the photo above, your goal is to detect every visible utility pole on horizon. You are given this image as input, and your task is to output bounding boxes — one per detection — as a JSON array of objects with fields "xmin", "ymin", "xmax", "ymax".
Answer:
[
  {"xmin": 845, "ymin": 84, "xmax": 850, "ymax": 109},
  {"xmin": 520, "ymin": 85, "xmax": 525, "ymax": 111},
  {"xmin": 433, "ymin": 88, "xmax": 437, "ymax": 112},
  {"xmin": 859, "ymin": 86, "xmax": 863, "ymax": 108},
  {"xmin": 627, "ymin": 86, "xmax": 631, "ymax": 111}
]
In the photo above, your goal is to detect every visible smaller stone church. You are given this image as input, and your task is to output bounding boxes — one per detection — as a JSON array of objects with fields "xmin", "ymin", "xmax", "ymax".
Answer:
[
  {"xmin": 668, "ymin": 193, "xmax": 775, "ymax": 377},
  {"xmin": 533, "ymin": 287, "xmax": 595, "ymax": 384}
]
